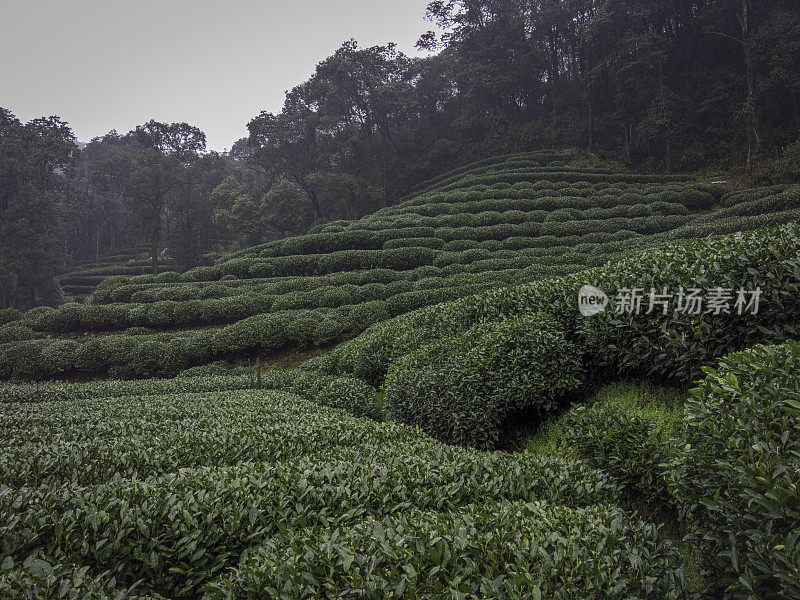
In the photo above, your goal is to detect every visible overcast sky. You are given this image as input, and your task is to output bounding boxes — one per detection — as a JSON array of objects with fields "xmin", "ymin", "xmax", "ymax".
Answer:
[{"xmin": 2, "ymin": 0, "xmax": 438, "ymax": 151}]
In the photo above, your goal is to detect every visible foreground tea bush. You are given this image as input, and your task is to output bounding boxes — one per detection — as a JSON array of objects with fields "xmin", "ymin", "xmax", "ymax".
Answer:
[
  {"xmin": 668, "ymin": 341, "xmax": 800, "ymax": 599},
  {"xmin": 0, "ymin": 391, "xmax": 407, "ymax": 486},
  {"xmin": 385, "ymin": 312, "xmax": 583, "ymax": 448},
  {"xmin": 208, "ymin": 500, "xmax": 686, "ymax": 600},
  {"xmin": 0, "ymin": 389, "xmax": 622, "ymax": 599},
  {"xmin": 0, "ymin": 555, "xmax": 155, "ymax": 600}
]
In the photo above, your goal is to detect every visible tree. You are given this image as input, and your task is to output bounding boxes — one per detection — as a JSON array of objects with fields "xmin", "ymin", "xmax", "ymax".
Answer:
[
  {"xmin": 0, "ymin": 108, "xmax": 76, "ymax": 308},
  {"xmin": 93, "ymin": 121, "xmax": 207, "ymax": 274},
  {"xmin": 262, "ymin": 178, "xmax": 314, "ymax": 235},
  {"xmin": 210, "ymin": 176, "xmax": 268, "ymax": 248},
  {"xmin": 168, "ymin": 151, "xmax": 227, "ymax": 268}
]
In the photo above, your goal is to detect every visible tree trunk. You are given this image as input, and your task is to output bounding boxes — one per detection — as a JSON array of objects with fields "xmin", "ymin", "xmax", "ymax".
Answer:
[
  {"xmin": 741, "ymin": 0, "xmax": 758, "ymax": 173},
  {"xmin": 658, "ymin": 60, "xmax": 671, "ymax": 173},
  {"xmin": 298, "ymin": 179, "xmax": 321, "ymax": 221},
  {"xmin": 666, "ymin": 137, "xmax": 672, "ymax": 173},
  {"xmin": 151, "ymin": 220, "xmax": 160, "ymax": 275},
  {"xmin": 623, "ymin": 121, "xmax": 632, "ymax": 163},
  {"xmin": 548, "ymin": 26, "xmax": 559, "ymax": 111}
]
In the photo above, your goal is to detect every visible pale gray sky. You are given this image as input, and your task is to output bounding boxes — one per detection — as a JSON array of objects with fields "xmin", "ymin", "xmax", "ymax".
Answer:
[{"xmin": 2, "ymin": 0, "xmax": 437, "ymax": 151}]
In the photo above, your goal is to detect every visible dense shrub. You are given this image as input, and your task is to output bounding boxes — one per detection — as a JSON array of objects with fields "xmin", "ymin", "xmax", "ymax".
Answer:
[
  {"xmin": 385, "ymin": 312, "xmax": 583, "ymax": 448},
  {"xmin": 209, "ymin": 501, "xmax": 685, "ymax": 600},
  {"xmin": 316, "ymin": 376, "xmax": 380, "ymax": 418},
  {"xmin": 581, "ymin": 222, "xmax": 800, "ymax": 383},
  {"xmin": 346, "ymin": 300, "xmax": 389, "ymax": 329},
  {"xmin": 312, "ymin": 315, "xmax": 348, "ymax": 346},
  {"xmin": 0, "ymin": 384, "xmax": 627, "ymax": 599},
  {"xmin": 176, "ymin": 361, "xmax": 233, "ymax": 377},
  {"xmin": 550, "ymin": 403, "xmax": 673, "ymax": 503},
  {"xmin": 668, "ymin": 341, "xmax": 800, "ymax": 599},
  {"xmin": 0, "ymin": 323, "xmax": 35, "ymax": 344},
  {"xmin": 0, "ymin": 555, "xmax": 156, "ymax": 600},
  {"xmin": 320, "ymin": 222, "xmax": 800, "ymax": 445},
  {"xmin": 0, "ymin": 308, "xmax": 22, "ymax": 326}
]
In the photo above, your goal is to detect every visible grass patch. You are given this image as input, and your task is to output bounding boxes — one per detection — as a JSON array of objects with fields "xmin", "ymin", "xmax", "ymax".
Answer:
[{"xmin": 524, "ymin": 380, "xmax": 686, "ymax": 457}]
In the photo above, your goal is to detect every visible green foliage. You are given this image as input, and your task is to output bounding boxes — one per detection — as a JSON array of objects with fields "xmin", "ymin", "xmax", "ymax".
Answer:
[
  {"xmin": 0, "ymin": 555, "xmax": 155, "ymax": 600},
  {"xmin": 6, "ymin": 151, "xmax": 800, "ymax": 381},
  {"xmin": 0, "ymin": 110, "xmax": 76, "ymax": 310},
  {"xmin": 581, "ymin": 223, "xmax": 800, "ymax": 383},
  {"xmin": 317, "ymin": 376, "xmax": 380, "ymax": 418},
  {"xmin": 385, "ymin": 313, "xmax": 583, "ymax": 448},
  {"xmin": 0, "ymin": 374, "xmax": 252, "ymax": 404},
  {"xmin": 318, "ymin": 222, "xmax": 800, "ymax": 448},
  {"xmin": 262, "ymin": 177, "xmax": 313, "ymax": 234},
  {"xmin": 176, "ymin": 360, "xmax": 233, "ymax": 377},
  {"xmin": 0, "ymin": 389, "xmax": 623, "ymax": 599},
  {"xmin": 0, "ymin": 308, "xmax": 22, "ymax": 326},
  {"xmin": 530, "ymin": 382, "xmax": 685, "ymax": 503},
  {"xmin": 209, "ymin": 501, "xmax": 685, "ymax": 600},
  {"xmin": 668, "ymin": 341, "xmax": 800, "ymax": 599},
  {"xmin": 0, "ymin": 323, "xmax": 35, "ymax": 344}
]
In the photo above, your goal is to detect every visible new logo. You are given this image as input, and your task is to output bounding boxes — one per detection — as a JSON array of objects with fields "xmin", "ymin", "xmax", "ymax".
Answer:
[{"xmin": 578, "ymin": 284, "xmax": 608, "ymax": 316}]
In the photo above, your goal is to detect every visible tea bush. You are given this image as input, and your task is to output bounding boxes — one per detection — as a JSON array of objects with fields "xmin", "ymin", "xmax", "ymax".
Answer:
[
  {"xmin": 0, "ymin": 555, "xmax": 157, "ymax": 600},
  {"xmin": 315, "ymin": 223, "xmax": 800, "ymax": 446},
  {"xmin": 328, "ymin": 221, "xmax": 800, "ymax": 389},
  {"xmin": 668, "ymin": 341, "xmax": 800, "ymax": 599},
  {"xmin": 208, "ymin": 500, "xmax": 685, "ymax": 600},
  {"xmin": 0, "ymin": 308, "xmax": 22, "ymax": 325},
  {"xmin": 0, "ymin": 323, "xmax": 35, "ymax": 344},
  {"xmin": 385, "ymin": 312, "xmax": 583, "ymax": 448},
  {"xmin": 550, "ymin": 403, "xmax": 673, "ymax": 503},
  {"xmin": 0, "ymin": 374, "xmax": 252, "ymax": 403},
  {"xmin": 527, "ymin": 382, "xmax": 685, "ymax": 504},
  {"xmin": 317, "ymin": 376, "xmax": 380, "ymax": 418},
  {"xmin": 0, "ymin": 389, "xmax": 624, "ymax": 599}
]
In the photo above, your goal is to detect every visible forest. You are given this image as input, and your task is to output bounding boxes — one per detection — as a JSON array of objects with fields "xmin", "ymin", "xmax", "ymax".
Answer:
[{"xmin": 2, "ymin": 0, "xmax": 799, "ymax": 309}]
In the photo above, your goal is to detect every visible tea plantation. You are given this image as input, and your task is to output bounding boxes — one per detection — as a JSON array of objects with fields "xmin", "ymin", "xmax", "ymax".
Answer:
[
  {"xmin": 58, "ymin": 246, "xmax": 181, "ymax": 303},
  {"xmin": 2, "ymin": 151, "xmax": 800, "ymax": 381},
  {"xmin": 2, "ymin": 152, "xmax": 800, "ymax": 598}
]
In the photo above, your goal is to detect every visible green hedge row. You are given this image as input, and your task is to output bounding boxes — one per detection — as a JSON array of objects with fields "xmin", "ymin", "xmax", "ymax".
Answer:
[
  {"xmin": 310, "ymin": 223, "xmax": 800, "ymax": 445},
  {"xmin": 0, "ymin": 389, "xmax": 620, "ymax": 599},
  {"xmin": 668, "ymin": 341, "xmax": 800, "ymax": 599},
  {"xmin": 0, "ymin": 285, "xmax": 492, "ymax": 380},
  {"xmin": 20, "ymin": 278, "xmax": 490, "ymax": 336},
  {"xmin": 0, "ymin": 374, "xmax": 251, "ymax": 404},
  {"xmin": 222, "ymin": 174, "xmax": 713, "ymax": 261},
  {"xmin": 406, "ymin": 149, "xmax": 563, "ymax": 195},
  {"xmin": 209, "ymin": 500, "xmax": 685, "ymax": 600}
]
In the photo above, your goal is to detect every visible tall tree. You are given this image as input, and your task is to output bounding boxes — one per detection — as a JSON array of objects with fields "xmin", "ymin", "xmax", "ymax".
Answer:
[{"xmin": 0, "ymin": 108, "xmax": 76, "ymax": 308}]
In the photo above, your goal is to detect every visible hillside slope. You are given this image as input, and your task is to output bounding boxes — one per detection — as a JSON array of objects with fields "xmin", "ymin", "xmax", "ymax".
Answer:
[
  {"xmin": 1, "ymin": 150, "xmax": 798, "ymax": 380},
  {"xmin": 57, "ymin": 246, "xmax": 181, "ymax": 303}
]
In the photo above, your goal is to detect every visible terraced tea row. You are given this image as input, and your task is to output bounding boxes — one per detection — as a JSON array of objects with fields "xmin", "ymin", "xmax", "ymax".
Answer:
[
  {"xmin": 2, "ymin": 151, "xmax": 799, "ymax": 381},
  {"xmin": 308, "ymin": 222, "xmax": 800, "ymax": 447},
  {"xmin": 0, "ymin": 387, "xmax": 686, "ymax": 599},
  {"xmin": 58, "ymin": 245, "xmax": 181, "ymax": 301}
]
